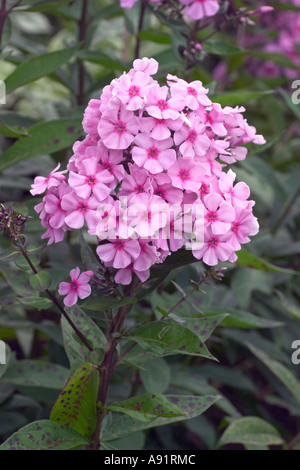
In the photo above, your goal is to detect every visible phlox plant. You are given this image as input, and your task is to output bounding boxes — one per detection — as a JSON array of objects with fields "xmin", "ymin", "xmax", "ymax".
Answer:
[{"xmin": 0, "ymin": 56, "xmax": 266, "ymax": 450}]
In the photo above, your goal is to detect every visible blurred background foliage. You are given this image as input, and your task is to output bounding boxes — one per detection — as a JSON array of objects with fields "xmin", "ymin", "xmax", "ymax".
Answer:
[{"xmin": 0, "ymin": 0, "xmax": 300, "ymax": 450}]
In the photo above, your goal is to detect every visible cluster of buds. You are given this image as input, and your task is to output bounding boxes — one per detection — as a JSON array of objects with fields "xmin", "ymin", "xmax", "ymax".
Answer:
[{"xmin": 0, "ymin": 204, "xmax": 27, "ymax": 242}]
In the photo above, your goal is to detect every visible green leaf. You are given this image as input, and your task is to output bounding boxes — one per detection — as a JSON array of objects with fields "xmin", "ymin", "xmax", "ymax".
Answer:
[
  {"xmin": 102, "ymin": 395, "xmax": 220, "ymax": 442},
  {"xmin": 138, "ymin": 30, "xmax": 171, "ymax": 44},
  {"xmin": 18, "ymin": 297, "xmax": 53, "ymax": 310},
  {"xmin": 236, "ymin": 249, "xmax": 298, "ymax": 275},
  {"xmin": 2, "ymin": 360, "xmax": 70, "ymax": 389},
  {"xmin": 127, "ymin": 321, "xmax": 216, "ymax": 359},
  {"xmin": 15, "ymin": 254, "xmax": 40, "ymax": 271},
  {"xmin": 172, "ymin": 314, "xmax": 228, "ymax": 342},
  {"xmin": 26, "ymin": 240, "xmax": 48, "ymax": 256},
  {"xmin": 140, "ymin": 358, "xmax": 171, "ymax": 394},
  {"xmin": 218, "ymin": 417, "xmax": 284, "ymax": 448},
  {"xmin": 170, "ymin": 370, "xmax": 240, "ymax": 418},
  {"xmin": 212, "ymin": 90, "xmax": 273, "ymax": 106},
  {"xmin": 5, "ymin": 46, "xmax": 77, "ymax": 95},
  {"xmin": 200, "ymin": 306, "xmax": 283, "ymax": 329},
  {"xmin": 24, "ymin": 0, "xmax": 74, "ymax": 12},
  {"xmin": 51, "ymin": 363, "xmax": 99, "ymax": 439},
  {"xmin": 246, "ymin": 344, "xmax": 300, "ymax": 405},
  {"xmin": 0, "ymin": 119, "xmax": 28, "ymax": 138},
  {"xmin": 0, "ymin": 247, "xmax": 21, "ymax": 262},
  {"xmin": 0, "ymin": 420, "xmax": 89, "ymax": 450},
  {"xmin": 0, "ymin": 118, "xmax": 83, "ymax": 171},
  {"xmin": 62, "ymin": 306, "xmax": 106, "ymax": 370},
  {"xmin": 29, "ymin": 272, "xmax": 51, "ymax": 290},
  {"xmin": 76, "ymin": 50, "xmax": 127, "ymax": 71},
  {"xmin": 203, "ymin": 40, "xmax": 242, "ymax": 56},
  {"xmin": 108, "ymin": 393, "xmax": 185, "ymax": 422}
]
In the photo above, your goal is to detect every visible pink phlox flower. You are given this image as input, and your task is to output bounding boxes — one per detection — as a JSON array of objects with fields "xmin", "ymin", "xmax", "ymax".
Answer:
[
  {"xmin": 132, "ymin": 133, "xmax": 176, "ymax": 174},
  {"xmin": 41, "ymin": 224, "xmax": 64, "ymax": 246},
  {"xmin": 43, "ymin": 183, "xmax": 72, "ymax": 229},
  {"xmin": 98, "ymin": 107, "xmax": 139, "ymax": 149},
  {"xmin": 181, "ymin": 0, "xmax": 220, "ymax": 20},
  {"xmin": 174, "ymin": 112, "xmax": 211, "ymax": 157},
  {"xmin": 192, "ymin": 227, "xmax": 234, "ymax": 266},
  {"xmin": 115, "ymin": 71, "xmax": 153, "ymax": 111},
  {"xmin": 61, "ymin": 190, "xmax": 99, "ymax": 230},
  {"xmin": 58, "ymin": 267, "xmax": 94, "ymax": 307},
  {"xmin": 96, "ymin": 238, "xmax": 141, "ymax": 269},
  {"xmin": 152, "ymin": 178, "xmax": 183, "ymax": 205},
  {"xmin": 168, "ymin": 158, "xmax": 207, "ymax": 192},
  {"xmin": 133, "ymin": 57, "xmax": 159, "ymax": 75},
  {"xmin": 69, "ymin": 157, "xmax": 114, "ymax": 201},
  {"xmin": 134, "ymin": 239, "xmax": 159, "ymax": 271},
  {"xmin": 146, "ymin": 85, "xmax": 184, "ymax": 121},
  {"xmin": 125, "ymin": 193, "xmax": 169, "ymax": 238},
  {"xmin": 82, "ymin": 99, "xmax": 102, "ymax": 137},
  {"xmin": 197, "ymin": 103, "xmax": 227, "ymax": 136},
  {"xmin": 30, "ymin": 163, "xmax": 67, "ymax": 196},
  {"xmin": 114, "ymin": 263, "xmax": 150, "ymax": 285},
  {"xmin": 218, "ymin": 170, "xmax": 250, "ymax": 208},
  {"xmin": 167, "ymin": 75, "xmax": 211, "ymax": 109},
  {"xmin": 203, "ymin": 193, "xmax": 235, "ymax": 235},
  {"xmin": 229, "ymin": 204, "xmax": 259, "ymax": 251},
  {"xmin": 140, "ymin": 115, "xmax": 183, "ymax": 140},
  {"xmin": 118, "ymin": 163, "xmax": 153, "ymax": 201},
  {"xmin": 196, "ymin": 148, "xmax": 224, "ymax": 177}
]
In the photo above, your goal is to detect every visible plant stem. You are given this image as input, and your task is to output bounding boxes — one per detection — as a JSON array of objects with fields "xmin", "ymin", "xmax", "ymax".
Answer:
[
  {"xmin": 77, "ymin": 0, "xmax": 88, "ymax": 106},
  {"xmin": 0, "ymin": 0, "xmax": 7, "ymax": 51},
  {"xmin": 134, "ymin": 0, "xmax": 147, "ymax": 60},
  {"xmin": 18, "ymin": 244, "xmax": 93, "ymax": 352},
  {"xmin": 89, "ymin": 302, "xmax": 131, "ymax": 450}
]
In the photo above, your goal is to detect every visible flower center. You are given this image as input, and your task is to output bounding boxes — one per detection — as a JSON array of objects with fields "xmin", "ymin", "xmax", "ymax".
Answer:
[
  {"xmin": 135, "ymin": 185, "xmax": 144, "ymax": 194},
  {"xmin": 148, "ymin": 147, "xmax": 159, "ymax": 159},
  {"xmin": 88, "ymin": 177, "xmax": 95, "ymax": 186},
  {"xmin": 188, "ymin": 130, "xmax": 197, "ymax": 143},
  {"xmin": 207, "ymin": 211, "xmax": 217, "ymax": 222},
  {"xmin": 187, "ymin": 87, "xmax": 197, "ymax": 96},
  {"xmin": 80, "ymin": 204, "xmax": 87, "ymax": 212},
  {"xmin": 116, "ymin": 121, "xmax": 126, "ymax": 134},
  {"xmin": 129, "ymin": 85, "xmax": 140, "ymax": 97},
  {"xmin": 179, "ymin": 169, "xmax": 190, "ymax": 180},
  {"xmin": 157, "ymin": 99, "xmax": 168, "ymax": 110}
]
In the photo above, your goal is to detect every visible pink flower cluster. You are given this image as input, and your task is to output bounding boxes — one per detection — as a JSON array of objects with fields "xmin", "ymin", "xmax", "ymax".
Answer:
[
  {"xmin": 120, "ymin": 0, "xmax": 220, "ymax": 20},
  {"xmin": 247, "ymin": 0, "xmax": 300, "ymax": 79},
  {"xmin": 31, "ymin": 57, "xmax": 264, "ymax": 290}
]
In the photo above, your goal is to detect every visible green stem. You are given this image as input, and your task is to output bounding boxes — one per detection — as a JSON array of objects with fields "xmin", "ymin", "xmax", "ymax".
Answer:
[
  {"xmin": 89, "ymin": 302, "xmax": 131, "ymax": 450},
  {"xmin": 77, "ymin": 0, "xmax": 89, "ymax": 106},
  {"xmin": 134, "ymin": 0, "xmax": 147, "ymax": 60}
]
